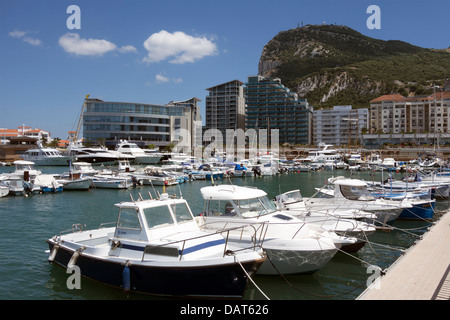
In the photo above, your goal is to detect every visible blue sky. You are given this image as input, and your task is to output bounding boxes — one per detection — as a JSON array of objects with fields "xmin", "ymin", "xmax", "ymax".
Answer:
[{"xmin": 1, "ymin": 0, "xmax": 449, "ymax": 139}]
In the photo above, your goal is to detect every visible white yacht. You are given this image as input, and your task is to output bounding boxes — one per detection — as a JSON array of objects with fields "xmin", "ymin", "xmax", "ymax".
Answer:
[
  {"xmin": 198, "ymin": 185, "xmax": 356, "ymax": 275},
  {"xmin": 67, "ymin": 143, "xmax": 122, "ymax": 165},
  {"xmin": 115, "ymin": 140, "xmax": 161, "ymax": 164},
  {"xmin": 294, "ymin": 143, "xmax": 343, "ymax": 164},
  {"xmin": 21, "ymin": 142, "xmax": 70, "ymax": 166}
]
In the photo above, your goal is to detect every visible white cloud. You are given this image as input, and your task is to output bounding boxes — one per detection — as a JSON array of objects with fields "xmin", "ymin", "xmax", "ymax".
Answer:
[
  {"xmin": 58, "ymin": 33, "xmax": 137, "ymax": 56},
  {"xmin": 59, "ymin": 33, "xmax": 117, "ymax": 56},
  {"xmin": 143, "ymin": 30, "xmax": 218, "ymax": 64},
  {"xmin": 9, "ymin": 30, "xmax": 27, "ymax": 38},
  {"xmin": 154, "ymin": 73, "xmax": 183, "ymax": 84},
  {"xmin": 155, "ymin": 73, "xmax": 169, "ymax": 83},
  {"xmin": 9, "ymin": 30, "xmax": 42, "ymax": 46},
  {"xmin": 119, "ymin": 45, "xmax": 138, "ymax": 53}
]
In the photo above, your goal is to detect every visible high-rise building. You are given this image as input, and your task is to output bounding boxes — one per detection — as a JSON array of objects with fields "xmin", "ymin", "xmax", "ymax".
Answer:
[
  {"xmin": 205, "ymin": 80, "xmax": 245, "ymax": 135},
  {"xmin": 244, "ymin": 76, "xmax": 312, "ymax": 145}
]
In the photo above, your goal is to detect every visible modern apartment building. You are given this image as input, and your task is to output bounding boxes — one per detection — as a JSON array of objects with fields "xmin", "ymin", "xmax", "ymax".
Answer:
[
  {"xmin": 82, "ymin": 97, "xmax": 201, "ymax": 150},
  {"xmin": 205, "ymin": 80, "xmax": 245, "ymax": 135},
  {"xmin": 369, "ymin": 91, "xmax": 450, "ymax": 134},
  {"xmin": 313, "ymin": 105, "xmax": 368, "ymax": 146},
  {"xmin": 244, "ymin": 76, "xmax": 312, "ymax": 145}
]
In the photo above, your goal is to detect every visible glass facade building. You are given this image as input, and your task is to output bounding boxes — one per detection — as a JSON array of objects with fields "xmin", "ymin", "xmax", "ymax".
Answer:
[
  {"xmin": 244, "ymin": 76, "xmax": 312, "ymax": 145},
  {"xmin": 82, "ymin": 98, "xmax": 201, "ymax": 149},
  {"xmin": 205, "ymin": 80, "xmax": 245, "ymax": 135}
]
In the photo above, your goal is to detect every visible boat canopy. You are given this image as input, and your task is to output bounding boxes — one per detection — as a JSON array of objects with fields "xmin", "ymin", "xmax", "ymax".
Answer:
[
  {"xmin": 200, "ymin": 185, "xmax": 267, "ymax": 201},
  {"xmin": 113, "ymin": 197, "xmax": 196, "ymax": 242}
]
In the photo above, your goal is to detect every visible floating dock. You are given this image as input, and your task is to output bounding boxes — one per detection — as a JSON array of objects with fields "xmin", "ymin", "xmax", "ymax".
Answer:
[{"xmin": 358, "ymin": 211, "xmax": 450, "ymax": 300}]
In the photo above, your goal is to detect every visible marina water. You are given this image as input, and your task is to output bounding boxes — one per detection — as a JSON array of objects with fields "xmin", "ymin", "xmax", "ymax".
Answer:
[{"xmin": 0, "ymin": 165, "xmax": 446, "ymax": 300}]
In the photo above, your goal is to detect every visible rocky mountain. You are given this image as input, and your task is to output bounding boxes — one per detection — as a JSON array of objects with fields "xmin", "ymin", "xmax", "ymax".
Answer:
[{"xmin": 258, "ymin": 24, "xmax": 450, "ymax": 108}]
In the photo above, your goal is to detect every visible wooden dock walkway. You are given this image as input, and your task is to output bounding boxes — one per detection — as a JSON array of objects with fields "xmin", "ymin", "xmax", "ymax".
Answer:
[{"xmin": 357, "ymin": 211, "xmax": 450, "ymax": 300}]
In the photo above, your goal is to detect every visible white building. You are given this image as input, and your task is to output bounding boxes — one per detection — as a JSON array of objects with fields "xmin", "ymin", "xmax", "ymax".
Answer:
[
  {"xmin": 313, "ymin": 105, "xmax": 368, "ymax": 146},
  {"xmin": 369, "ymin": 91, "xmax": 450, "ymax": 134}
]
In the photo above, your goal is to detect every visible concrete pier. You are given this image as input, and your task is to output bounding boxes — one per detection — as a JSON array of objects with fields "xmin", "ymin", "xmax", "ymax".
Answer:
[{"xmin": 358, "ymin": 211, "xmax": 450, "ymax": 300}]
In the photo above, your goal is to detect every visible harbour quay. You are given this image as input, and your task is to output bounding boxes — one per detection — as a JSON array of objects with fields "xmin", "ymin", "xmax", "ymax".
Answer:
[{"xmin": 357, "ymin": 210, "xmax": 450, "ymax": 300}]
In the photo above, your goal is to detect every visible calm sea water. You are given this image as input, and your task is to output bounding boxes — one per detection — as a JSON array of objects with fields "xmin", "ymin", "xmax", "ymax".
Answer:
[{"xmin": 0, "ymin": 165, "xmax": 445, "ymax": 300}]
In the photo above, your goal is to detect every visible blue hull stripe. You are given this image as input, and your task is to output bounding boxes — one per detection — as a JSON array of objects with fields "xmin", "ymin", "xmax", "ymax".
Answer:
[{"xmin": 120, "ymin": 239, "xmax": 225, "ymax": 255}]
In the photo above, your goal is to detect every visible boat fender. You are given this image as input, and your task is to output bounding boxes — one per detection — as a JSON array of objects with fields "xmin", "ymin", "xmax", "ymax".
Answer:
[
  {"xmin": 48, "ymin": 245, "xmax": 59, "ymax": 262},
  {"xmin": 67, "ymin": 247, "xmax": 85, "ymax": 269},
  {"xmin": 122, "ymin": 261, "xmax": 131, "ymax": 292},
  {"xmin": 67, "ymin": 251, "xmax": 79, "ymax": 269}
]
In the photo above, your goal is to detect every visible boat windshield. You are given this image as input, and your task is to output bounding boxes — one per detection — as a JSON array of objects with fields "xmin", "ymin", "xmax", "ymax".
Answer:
[
  {"xmin": 234, "ymin": 196, "xmax": 277, "ymax": 218},
  {"xmin": 143, "ymin": 205, "xmax": 174, "ymax": 228},
  {"xmin": 339, "ymin": 185, "xmax": 375, "ymax": 201},
  {"xmin": 204, "ymin": 196, "xmax": 277, "ymax": 218},
  {"xmin": 170, "ymin": 202, "xmax": 194, "ymax": 223},
  {"xmin": 277, "ymin": 191, "xmax": 303, "ymax": 204}
]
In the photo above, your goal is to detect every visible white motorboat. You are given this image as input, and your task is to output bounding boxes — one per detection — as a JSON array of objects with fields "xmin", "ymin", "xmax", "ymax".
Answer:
[
  {"xmin": 33, "ymin": 174, "xmax": 63, "ymax": 193},
  {"xmin": 306, "ymin": 177, "xmax": 412, "ymax": 225},
  {"xmin": 274, "ymin": 189, "xmax": 377, "ymax": 252},
  {"xmin": 117, "ymin": 159, "xmax": 136, "ymax": 173},
  {"xmin": 347, "ymin": 152, "xmax": 363, "ymax": 165},
  {"xmin": 132, "ymin": 166, "xmax": 177, "ymax": 186},
  {"xmin": 0, "ymin": 185, "xmax": 9, "ymax": 197},
  {"xmin": 21, "ymin": 142, "xmax": 70, "ymax": 166},
  {"xmin": 90, "ymin": 175, "xmax": 132, "ymax": 189},
  {"xmin": 115, "ymin": 140, "xmax": 161, "ymax": 164},
  {"xmin": 198, "ymin": 185, "xmax": 356, "ymax": 275},
  {"xmin": 367, "ymin": 176, "xmax": 450, "ymax": 200},
  {"xmin": 9, "ymin": 160, "xmax": 41, "ymax": 180},
  {"xmin": 46, "ymin": 194, "xmax": 266, "ymax": 298},
  {"xmin": 376, "ymin": 158, "xmax": 399, "ymax": 171},
  {"xmin": 0, "ymin": 176, "xmax": 40, "ymax": 196},
  {"xmin": 56, "ymin": 174, "xmax": 92, "ymax": 191},
  {"xmin": 69, "ymin": 162, "xmax": 99, "ymax": 176}
]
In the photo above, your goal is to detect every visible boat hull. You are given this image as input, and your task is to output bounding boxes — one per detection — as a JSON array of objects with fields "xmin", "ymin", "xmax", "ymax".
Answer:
[
  {"xmin": 47, "ymin": 241, "xmax": 263, "ymax": 298},
  {"xmin": 399, "ymin": 201, "xmax": 435, "ymax": 220},
  {"xmin": 258, "ymin": 246, "xmax": 337, "ymax": 275},
  {"xmin": 58, "ymin": 178, "xmax": 92, "ymax": 191}
]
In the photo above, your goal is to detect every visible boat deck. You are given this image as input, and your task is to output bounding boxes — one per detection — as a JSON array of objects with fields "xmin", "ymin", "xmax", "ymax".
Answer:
[{"xmin": 358, "ymin": 210, "xmax": 450, "ymax": 300}]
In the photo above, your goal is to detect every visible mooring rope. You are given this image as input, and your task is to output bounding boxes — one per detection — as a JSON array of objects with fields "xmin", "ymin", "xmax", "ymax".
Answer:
[{"xmin": 231, "ymin": 252, "xmax": 270, "ymax": 300}]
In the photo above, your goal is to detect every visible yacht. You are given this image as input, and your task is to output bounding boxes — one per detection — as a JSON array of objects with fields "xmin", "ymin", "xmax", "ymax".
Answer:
[
  {"xmin": 46, "ymin": 193, "xmax": 266, "ymax": 298},
  {"xmin": 21, "ymin": 142, "xmax": 70, "ymax": 166},
  {"xmin": 67, "ymin": 144, "xmax": 122, "ymax": 165},
  {"xmin": 198, "ymin": 184, "xmax": 356, "ymax": 275},
  {"xmin": 115, "ymin": 140, "xmax": 161, "ymax": 164},
  {"xmin": 294, "ymin": 143, "xmax": 343, "ymax": 164}
]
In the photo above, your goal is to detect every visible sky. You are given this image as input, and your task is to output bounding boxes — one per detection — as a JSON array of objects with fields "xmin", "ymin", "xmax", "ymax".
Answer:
[{"xmin": 1, "ymin": 0, "xmax": 449, "ymax": 139}]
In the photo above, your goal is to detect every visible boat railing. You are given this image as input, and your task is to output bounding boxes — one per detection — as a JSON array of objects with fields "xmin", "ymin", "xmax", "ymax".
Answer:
[
  {"xmin": 58, "ymin": 223, "xmax": 86, "ymax": 236},
  {"xmin": 98, "ymin": 222, "xmax": 116, "ymax": 229},
  {"xmin": 140, "ymin": 222, "xmax": 268, "ymax": 262}
]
